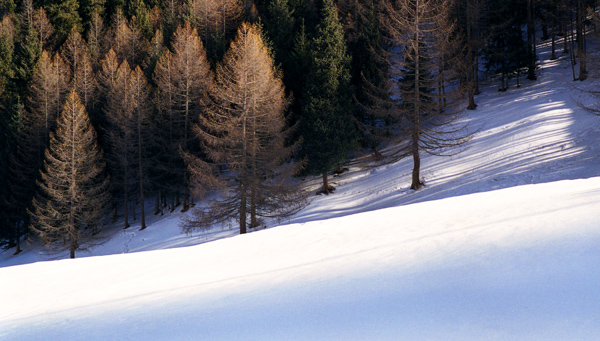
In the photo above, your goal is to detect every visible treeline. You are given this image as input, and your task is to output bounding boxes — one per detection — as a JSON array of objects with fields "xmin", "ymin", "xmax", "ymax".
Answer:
[{"xmin": 0, "ymin": 0, "xmax": 594, "ymax": 257}]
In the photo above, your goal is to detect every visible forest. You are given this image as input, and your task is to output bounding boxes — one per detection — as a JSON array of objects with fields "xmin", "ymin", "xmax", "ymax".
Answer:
[{"xmin": 0, "ymin": 0, "xmax": 595, "ymax": 258}]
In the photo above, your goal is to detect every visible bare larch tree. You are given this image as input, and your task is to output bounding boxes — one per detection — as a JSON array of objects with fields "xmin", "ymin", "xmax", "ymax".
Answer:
[
  {"xmin": 384, "ymin": 0, "xmax": 470, "ymax": 190},
  {"xmin": 182, "ymin": 22, "xmax": 305, "ymax": 235},
  {"xmin": 29, "ymin": 90, "xmax": 110, "ymax": 259}
]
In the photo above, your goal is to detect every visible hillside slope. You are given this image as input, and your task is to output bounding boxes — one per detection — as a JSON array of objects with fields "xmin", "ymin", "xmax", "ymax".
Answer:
[{"xmin": 1, "ymin": 30, "xmax": 600, "ymax": 340}]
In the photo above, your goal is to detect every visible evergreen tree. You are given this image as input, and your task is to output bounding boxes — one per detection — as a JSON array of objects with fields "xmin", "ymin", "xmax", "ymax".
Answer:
[
  {"xmin": 80, "ymin": 0, "xmax": 106, "ymax": 33},
  {"xmin": 339, "ymin": 0, "xmax": 389, "ymax": 155},
  {"xmin": 482, "ymin": 0, "xmax": 528, "ymax": 91},
  {"xmin": 46, "ymin": 0, "xmax": 83, "ymax": 43},
  {"xmin": 4, "ymin": 51, "xmax": 70, "ymax": 253},
  {"xmin": 300, "ymin": 0, "xmax": 357, "ymax": 194},
  {"xmin": 0, "ymin": 15, "xmax": 16, "ymax": 249},
  {"xmin": 12, "ymin": 0, "xmax": 42, "ymax": 97},
  {"xmin": 87, "ymin": 10, "xmax": 108, "ymax": 69},
  {"xmin": 29, "ymin": 90, "xmax": 110, "ymax": 259},
  {"xmin": 182, "ymin": 22, "xmax": 305, "ymax": 235}
]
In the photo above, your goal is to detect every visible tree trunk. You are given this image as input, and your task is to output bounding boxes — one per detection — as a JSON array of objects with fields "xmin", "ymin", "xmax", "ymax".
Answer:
[
  {"xmin": 577, "ymin": 0, "xmax": 587, "ymax": 81},
  {"xmin": 123, "ymin": 187, "xmax": 130, "ymax": 229},
  {"xmin": 527, "ymin": 0, "xmax": 537, "ymax": 80},
  {"xmin": 138, "ymin": 123, "xmax": 146, "ymax": 230},
  {"xmin": 240, "ymin": 189, "xmax": 247, "ymax": 234},
  {"xmin": 551, "ymin": 15, "xmax": 557, "ymax": 60},
  {"xmin": 250, "ymin": 186, "xmax": 257, "ymax": 228},
  {"xmin": 322, "ymin": 172, "xmax": 331, "ymax": 194},
  {"xmin": 410, "ymin": 128, "xmax": 423, "ymax": 190}
]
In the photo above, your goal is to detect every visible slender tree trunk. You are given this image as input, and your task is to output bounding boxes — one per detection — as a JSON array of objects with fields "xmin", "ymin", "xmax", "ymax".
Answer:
[
  {"xmin": 563, "ymin": 8, "xmax": 569, "ymax": 54},
  {"xmin": 474, "ymin": 56, "xmax": 480, "ymax": 95},
  {"xmin": 138, "ymin": 119, "xmax": 146, "ymax": 230},
  {"xmin": 411, "ymin": 0, "xmax": 423, "ymax": 191},
  {"xmin": 551, "ymin": 15, "xmax": 557, "ymax": 60},
  {"xmin": 250, "ymin": 186, "xmax": 257, "ymax": 228},
  {"xmin": 577, "ymin": 0, "xmax": 587, "ymax": 81},
  {"xmin": 14, "ymin": 225, "xmax": 22, "ymax": 255},
  {"xmin": 123, "ymin": 186, "xmax": 130, "ymax": 229},
  {"xmin": 322, "ymin": 172, "xmax": 330, "ymax": 194},
  {"xmin": 527, "ymin": 0, "xmax": 537, "ymax": 80},
  {"xmin": 410, "ymin": 121, "xmax": 422, "ymax": 190},
  {"xmin": 240, "ymin": 187, "xmax": 247, "ymax": 234}
]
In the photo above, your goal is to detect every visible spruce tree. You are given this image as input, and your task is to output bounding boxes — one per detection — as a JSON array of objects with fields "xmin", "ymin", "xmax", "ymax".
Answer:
[
  {"xmin": 46, "ymin": 0, "xmax": 83, "ymax": 43},
  {"xmin": 300, "ymin": 0, "xmax": 357, "ymax": 194},
  {"xmin": 29, "ymin": 90, "xmax": 110, "ymax": 259}
]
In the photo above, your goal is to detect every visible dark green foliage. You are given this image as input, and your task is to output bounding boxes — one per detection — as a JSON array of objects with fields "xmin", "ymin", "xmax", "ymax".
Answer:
[
  {"xmin": 262, "ymin": 0, "xmax": 295, "ymax": 69},
  {"xmin": 46, "ymin": 0, "xmax": 83, "ymax": 43},
  {"xmin": 339, "ymin": 0, "xmax": 389, "ymax": 150},
  {"xmin": 0, "ymin": 0, "xmax": 17, "ymax": 17},
  {"xmin": 482, "ymin": 0, "xmax": 528, "ymax": 90},
  {"xmin": 80, "ymin": 0, "xmax": 106, "ymax": 33},
  {"xmin": 13, "ymin": 19, "xmax": 41, "ymax": 96},
  {"xmin": 300, "ymin": 0, "xmax": 357, "ymax": 191}
]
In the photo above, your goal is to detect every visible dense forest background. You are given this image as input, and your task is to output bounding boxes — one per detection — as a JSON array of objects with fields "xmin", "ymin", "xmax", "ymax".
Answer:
[{"xmin": 0, "ymin": 0, "xmax": 595, "ymax": 257}]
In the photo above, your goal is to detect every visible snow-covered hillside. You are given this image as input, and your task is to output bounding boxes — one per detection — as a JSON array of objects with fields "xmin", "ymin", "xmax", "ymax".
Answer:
[{"xmin": 1, "ymin": 37, "xmax": 600, "ymax": 339}]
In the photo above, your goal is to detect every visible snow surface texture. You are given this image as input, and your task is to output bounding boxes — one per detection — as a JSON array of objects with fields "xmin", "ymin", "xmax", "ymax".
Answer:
[{"xmin": 1, "ymin": 36, "xmax": 600, "ymax": 339}]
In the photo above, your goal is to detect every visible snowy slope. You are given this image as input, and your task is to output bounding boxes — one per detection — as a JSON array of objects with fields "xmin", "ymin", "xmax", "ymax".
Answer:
[
  {"xmin": 1, "ymin": 34, "xmax": 600, "ymax": 339},
  {"xmin": 1, "ymin": 178, "xmax": 600, "ymax": 340}
]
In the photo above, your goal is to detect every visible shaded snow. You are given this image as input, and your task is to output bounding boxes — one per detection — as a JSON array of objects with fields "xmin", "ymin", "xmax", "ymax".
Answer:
[{"xmin": 1, "ymin": 34, "xmax": 600, "ymax": 339}]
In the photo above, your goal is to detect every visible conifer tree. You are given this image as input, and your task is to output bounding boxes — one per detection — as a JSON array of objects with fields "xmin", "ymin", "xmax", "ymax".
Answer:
[
  {"xmin": 186, "ymin": 0, "xmax": 242, "ymax": 62},
  {"xmin": 300, "ymin": 0, "xmax": 357, "ymax": 194},
  {"xmin": 87, "ymin": 10, "xmax": 108, "ymax": 69},
  {"xmin": 61, "ymin": 27, "xmax": 97, "ymax": 111},
  {"xmin": 8, "ymin": 51, "xmax": 70, "ymax": 229},
  {"xmin": 154, "ymin": 22, "xmax": 211, "ymax": 212},
  {"xmin": 128, "ymin": 65, "xmax": 153, "ymax": 230},
  {"xmin": 108, "ymin": 8, "xmax": 150, "ymax": 66},
  {"xmin": 183, "ymin": 22, "xmax": 304, "ymax": 235},
  {"xmin": 14, "ymin": 0, "xmax": 42, "ymax": 97},
  {"xmin": 80, "ymin": 0, "xmax": 106, "ymax": 32},
  {"xmin": 0, "ymin": 16, "xmax": 16, "ymax": 249},
  {"xmin": 33, "ymin": 7, "xmax": 56, "ymax": 50},
  {"xmin": 46, "ymin": 0, "xmax": 83, "ymax": 43},
  {"xmin": 99, "ymin": 51, "xmax": 133, "ymax": 228},
  {"xmin": 29, "ymin": 90, "xmax": 110, "ymax": 259},
  {"xmin": 384, "ymin": 0, "xmax": 469, "ymax": 190}
]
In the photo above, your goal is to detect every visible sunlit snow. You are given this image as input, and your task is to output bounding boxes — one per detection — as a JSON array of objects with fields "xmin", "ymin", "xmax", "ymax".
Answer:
[{"xmin": 1, "ymin": 36, "xmax": 599, "ymax": 340}]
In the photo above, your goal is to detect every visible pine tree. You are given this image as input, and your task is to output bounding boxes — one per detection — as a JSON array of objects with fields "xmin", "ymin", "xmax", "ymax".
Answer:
[
  {"xmin": 182, "ymin": 22, "xmax": 304, "ymax": 235},
  {"xmin": 46, "ymin": 0, "xmax": 83, "ymax": 43},
  {"xmin": 29, "ymin": 90, "xmax": 110, "ymax": 259},
  {"xmin": 483, "ymin": 0, "xmax": 528, "ymax": 91},
  {"xmin": 0, "ymin": 15, "xmax": 17, "ymax": 250},
  {"xmin": 80, "ymin": 0, "xmax": 106, "ymax": 32},
  {"xmin": 338, "ymin": 0, "xmax": 390, "ymax": 156},
  {"xmin": 300, "ymin": 0, "xmax": 357, "ymax": 195}
]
